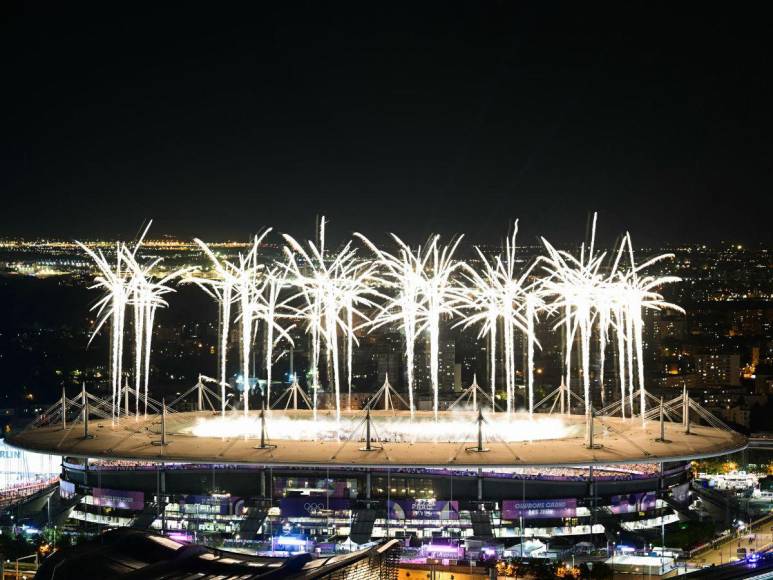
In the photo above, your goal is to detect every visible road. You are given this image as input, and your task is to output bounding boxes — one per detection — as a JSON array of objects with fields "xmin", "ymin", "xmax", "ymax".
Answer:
[
  {"xmin": 689, "ymin": 514, "xmax": 773, "ymax": 568},
  {"xmin": 674, "ymin": 552, "xmax": 773, "ymax": 578}
]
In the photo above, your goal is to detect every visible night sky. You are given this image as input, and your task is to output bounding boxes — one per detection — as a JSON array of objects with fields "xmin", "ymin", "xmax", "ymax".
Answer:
[{"xmin": 3, "ymin": 3, "xmax": 772, "ymax": 245}]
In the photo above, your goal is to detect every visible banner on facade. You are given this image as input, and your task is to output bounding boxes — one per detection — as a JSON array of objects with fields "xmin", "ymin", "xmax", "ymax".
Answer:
[
  {"xmin": 279, "ymin": 497, "xmax": 352, "ymax": 516},
  {"xmin": 387, "ymin": 499, "xmax": 460, "ymax": 520},
  {"xmin": 608, "ymin": 491, "xmax": 657, "ymax": 514},
  {"xmin": 91, "ymin": 487, "xmax": 144, "ymax": 510},
  {"xmin": 502, "ymin": 498, "xmax": 577, "ymax": 519}
]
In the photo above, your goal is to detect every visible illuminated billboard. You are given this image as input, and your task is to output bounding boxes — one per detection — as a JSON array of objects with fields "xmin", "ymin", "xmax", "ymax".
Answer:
[
  {"xmin": 387, "ymin": 499, "xmax": 459, "ymax": 520},
  {"xmin": 502, "ymin": 499, "xmax": 577, "ymax": 519},
  {"xmin": 91, "ymin": 487, "xmax": 144, "ymax": 511},
  {"xmin": 609, "ymin": 491, "xmax": 657, "ymax": 514},
  {"xmin": 279, "ymin": 497, "xmax": 351, "ymax": 516}
]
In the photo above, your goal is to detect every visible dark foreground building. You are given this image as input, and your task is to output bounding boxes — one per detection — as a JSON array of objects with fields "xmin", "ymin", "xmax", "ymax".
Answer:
[{"xmin": 36, "ymin": 529, "xmax": 401, "ymax": 580}]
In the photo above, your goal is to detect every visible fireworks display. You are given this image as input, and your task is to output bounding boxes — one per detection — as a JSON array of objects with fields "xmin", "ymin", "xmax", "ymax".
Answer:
[
  {"xmin": 282, "ymin": 218, "xmax": 379, "ymax": 422},
  {"xmin": 79, "ymin": 214, "xmax": 682, "ymax": 431},
  {"xmin": 355, "ymin": 232, "xmax": 466, "ymax": 420},
  {"xmin": 78, "ymin": 222, "xmax": 186, "ymax": 422},
  {"xmin": 455, "ymin": 222, "xmax": 543, "ymax": 417}
]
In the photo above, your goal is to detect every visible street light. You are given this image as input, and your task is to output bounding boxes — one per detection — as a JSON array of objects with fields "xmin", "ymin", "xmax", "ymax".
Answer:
[{"xmin": 613, "ymin": 533, "xmax": 621, "ymax": 577}]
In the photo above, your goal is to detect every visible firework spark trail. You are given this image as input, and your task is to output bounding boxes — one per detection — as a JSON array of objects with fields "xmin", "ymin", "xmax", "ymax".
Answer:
[
  {"xmin": 357, "ymin": 233, "xmax": 465, "ymax": 420},
  {"xmin": 123, "ymin": 224, "xmax": 154, "ymax": 418},
  {"xmin": 624, "ymin": 298, "xmax": 635, "ymax": 415},
  {"xmin": 125, "ymin": 239, "xmax": 154, "ymax": 418},
  {"xmin": 613, "ymin": 304, "xmax": 627, "ymax": 418},
  {"xmin": 599, "ymin": 234, "xmax": 630, "ymax": 414},
  {"xmin": 539, "ymin": 214, "xmax": 611, "ymax": 417},
  {"xmin": 618, "ymin": 233, "xmax": 684, "ymax": 421},
  {"xmin": 328, "ymin": 256, "xmax": 379, "ymax": 417},
  {"xmin": 125, "ymin": 225, "xmax": 150, "ymax": 419},
  {"xmin": 540, "ymin": 218, "xmax": 683, "ymax": 422},
  {"xmin": 541, "ymin": 247, "xmax": 619, "ymax": 417},
  {"xmin": 123, "ymin": 247, "xmax": 185, "ymax": 417},
  {"xmin": 79, "ymin": 222, "xmax": 184, "ymax": 421},
  {"xmin": 284, "ymin": 218, "xmax": 376, "ymax": 423},
  {"xmin": 193, "ymin": 230, "xmax": 272, "ymax": 416},
  {"xmin": 338, "ymin": 264, "xmax": 382, "ymax": 410},
  {"xmin": 500, "ymin": 227, "xmax": 523, "ymax": 415},
  {"xmin": 355, "ymin": 233, "xmax": 427, "ymax": 418},
  {"xmin": 78, "ymin": 241, "xmax": 130, "ymax": 422},
  {"xmin": 595, "ymin": 291, "xmax": 610, "ymax": 408},
  {"xmin": 258, "ymin": 266, "xmax": 296, "ymax": 404},
  {"xmin": 129, "ymin": 260, "xmax": 147, "ymax": 418},
  {"xmin": 127, "ymin": 266, "xmax": 172, "ymax": 415},
  {"xmin": 455, "ymin": 223, "xmax": 542, "ymax": 415},
  {"xmin": 309, "ymin": 296, "xmax": 321, "ymax": 418},
  {"xmin": 325, "ymin": 278, "xmax": 341, "ymax": 419},
  {"xmin": 142, "ymin": 297, "xmax": 155, "ymax": 415},
  {"xmin": 283, "ymin": 277, "xmax": 323, "ymax": 419},
  {"xmin": 487, "ymin": 307, "xmax": 497, "ymax": 412},
  {"xmin": 524, "ymin": 292, "xmax": 537, "ymax": 417},
  {"xmin": 189, "ymin": 240, "xmax": 239, "ymax": 417},
  {"xmin": 233, "ymin": 231, "xmax": 271, "ymax": 416},
  {"xmin": 236, "ymin": 246, "xmax": 255, "ymax": 416},
  {"xmin": 263, "ymin": 271, "xmax": 280, "ymax": 403},
  {"xmin": 519, "ymin": 283, "xmax": 548, "ymax": 418},
  {"xmin": 423, "ymin": 236, "xmax": 466, "ymax": 420},
  {"xmin": 456, "ymin": 260, "xmax": 502, "ymax": 413},
  {"xmin": 283, "ymin": 220, "xmax": 343, "ymax": 420},
  {"xmin": 346, "ymin": 300, "xmax": 354, "ymax": 409}
]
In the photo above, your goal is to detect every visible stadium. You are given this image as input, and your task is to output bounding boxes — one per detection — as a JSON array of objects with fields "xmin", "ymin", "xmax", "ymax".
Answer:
[
  {"xmin": 5, "ymin": 380, "xmax": 746, "ymax": 566},
  {"xmin": 2, "ymin": 218, "xmax": 753, "ymax": 575}
]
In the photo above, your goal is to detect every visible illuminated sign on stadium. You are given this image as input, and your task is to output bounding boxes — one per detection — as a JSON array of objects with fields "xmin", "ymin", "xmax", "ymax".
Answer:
[
  {"xmin": 387, "ymin": 499, "xmax": 460, "ymax": 520},
  {"xmin": 502, "ymin": 499, "xmax": 578, "ymax": 519},
  {"xmin": 608, "ymin": 491, "xmax": 657, "ymax": 514},
  {"xmin": 91, "ymin": 487, "xmax": 144, "ymax": 510}
]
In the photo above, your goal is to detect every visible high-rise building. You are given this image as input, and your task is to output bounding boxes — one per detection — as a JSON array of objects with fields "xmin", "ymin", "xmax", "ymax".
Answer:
[
  {"xmin": 413, "ymin": 334, "xmax": 456, "ymax": 394},
  {"xmin": 693, "ymin": 353, "xmax": 741, "ymax": 386}
]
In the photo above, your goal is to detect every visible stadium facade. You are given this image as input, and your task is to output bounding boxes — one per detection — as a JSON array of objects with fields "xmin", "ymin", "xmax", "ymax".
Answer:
[{"xmin": 54, "ymin": 456, "xmax": 695, "ymax": 557}]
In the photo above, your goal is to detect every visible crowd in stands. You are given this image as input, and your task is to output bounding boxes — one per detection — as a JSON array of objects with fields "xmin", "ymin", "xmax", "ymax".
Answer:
[
  {"xmin": 86, "ymin": 459, "xmax": 247, "ymax": 471},
  {"xmin": 0, "ymin": 476, "xmax": 58, "ymax": 508},
  {"xmin": 82, "ymin": 458, "xmax": 683, "ymax": 482}
]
